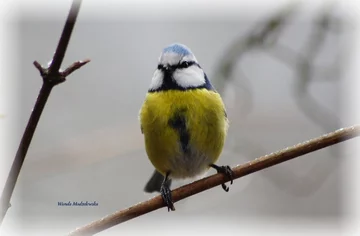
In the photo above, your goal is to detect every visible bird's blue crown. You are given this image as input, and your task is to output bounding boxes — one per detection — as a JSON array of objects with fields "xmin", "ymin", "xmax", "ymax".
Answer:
[{"xmin": 163, "ymin": 43, "xmax": 192, "ymax": 56}]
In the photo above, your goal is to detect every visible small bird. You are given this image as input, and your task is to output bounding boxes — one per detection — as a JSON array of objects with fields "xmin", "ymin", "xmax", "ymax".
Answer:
[{"xmin": 139, "ymin": 43, "xmax": 233, "ymax": 211}]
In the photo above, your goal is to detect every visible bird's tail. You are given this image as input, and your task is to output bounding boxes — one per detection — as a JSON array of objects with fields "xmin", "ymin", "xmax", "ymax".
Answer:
[{"xmin": 144, "ymin": 170, "xmax": 172, "ymax": 193}]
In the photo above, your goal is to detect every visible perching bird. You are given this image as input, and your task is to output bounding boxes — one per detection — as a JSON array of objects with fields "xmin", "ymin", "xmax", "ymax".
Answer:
[{"xmin": 139, "ymin": 43, "xmax": 233, "ymax": 211}]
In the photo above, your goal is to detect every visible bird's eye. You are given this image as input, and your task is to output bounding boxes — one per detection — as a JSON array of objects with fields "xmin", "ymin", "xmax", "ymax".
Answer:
[
  {"xmin": 180, "ymin": 61, "xmax": 190, "ymax": 68},
  {"xmin": 157, "ymin": 64, "xmax": 164, "ymax": 70}
]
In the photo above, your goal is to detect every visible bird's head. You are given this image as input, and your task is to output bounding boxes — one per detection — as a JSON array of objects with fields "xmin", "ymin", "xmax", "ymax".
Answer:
[{"xmin": 148, "ymin": 43, "xmax": 213, "ymax": 92}]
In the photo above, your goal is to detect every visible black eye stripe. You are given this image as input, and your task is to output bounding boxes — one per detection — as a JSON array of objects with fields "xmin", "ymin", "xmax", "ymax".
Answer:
[
  {"xmin": 178, "ymin": 61, "xmax": 196, "ymax": 69},
  {"xmin": 157, "ymin": 61, "xmax": 199, "ymax": 70}
]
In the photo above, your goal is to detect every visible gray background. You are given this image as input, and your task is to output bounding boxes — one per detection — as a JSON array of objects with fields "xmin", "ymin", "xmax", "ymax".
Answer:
[{"xmin": 1, "ymin": 2, "xmax": 357, "ymax": 235}]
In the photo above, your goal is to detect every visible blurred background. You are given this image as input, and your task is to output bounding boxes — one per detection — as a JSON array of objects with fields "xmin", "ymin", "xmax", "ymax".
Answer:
[{"xmin": 1, "ymin": 0, "xmax": 359, "ymax": 235}]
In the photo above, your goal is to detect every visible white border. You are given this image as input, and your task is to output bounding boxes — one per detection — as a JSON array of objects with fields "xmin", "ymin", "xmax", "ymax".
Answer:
[{"xmin": 0, "ymin": 0, "xmax": 359, "ymax": 235}]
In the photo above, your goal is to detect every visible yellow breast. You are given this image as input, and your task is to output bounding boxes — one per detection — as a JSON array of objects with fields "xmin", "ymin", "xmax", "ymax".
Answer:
[{"xmin": 139, "ymin": 89, "xmax": 228, "ymax": 178}]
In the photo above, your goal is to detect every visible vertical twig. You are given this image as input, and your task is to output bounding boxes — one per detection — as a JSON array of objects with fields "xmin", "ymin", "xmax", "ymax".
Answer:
[
  {"xmin": 49, "ymin": 0, "xmax": 82, "ymax": 75},
  {"xmin": 0, "ymin": 0, "xmax": 89, "ymax": 224}
]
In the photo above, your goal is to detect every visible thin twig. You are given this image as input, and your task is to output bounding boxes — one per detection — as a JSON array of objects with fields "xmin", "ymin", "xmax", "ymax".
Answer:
[
  {"xmin": 48, "ymin": 0, "xmax": 82, "ymax": 75},
  {"xmin": 0, "ymin": 0, "xmax": 88, "ymax": 225},
  {"xmin": 61, "ymin": 59, "xmax": 91, "ymax": 77},
  {"xmin": 69, "ymin": 125, "xmax": 360, "ymax": 236}
]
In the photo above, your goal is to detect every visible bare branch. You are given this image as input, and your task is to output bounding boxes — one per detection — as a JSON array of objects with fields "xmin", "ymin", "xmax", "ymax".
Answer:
[
  {"xmin": 48, "ymin": 0, "xmax": 82, "ymax": 75},
  {"xmin": 68, "ymin": 125, "xmax": 360, "ymax": 236},
  {"xmin": 61, "ymin": 59, "xmax": 91, "ymax": 77},
  {"xmin": 0, "ymin": 0, "xmax": 88, "ymax": 224},
  {"xmin": 33, "ymin": 60, "xmax": 47, "ymax": 75}
]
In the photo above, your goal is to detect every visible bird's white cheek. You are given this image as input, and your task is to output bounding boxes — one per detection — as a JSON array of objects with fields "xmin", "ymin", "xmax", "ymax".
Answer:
[
  {"xmin": 149, "ymin": 70, "xmax": 163, "ymax": 90},
  {"xmin": 173, "ymin": 67, "xmax": 205, "ymax": 88}
]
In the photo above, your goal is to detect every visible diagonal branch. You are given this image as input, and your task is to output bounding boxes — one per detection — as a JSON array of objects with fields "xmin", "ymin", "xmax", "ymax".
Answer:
[
  {"xmin": 0, "ymin": 0, "xmax": 89, "ymax": 225},
  {"xmin": 68, "ymin": 125, "xmax": 360, "ymax": 236}
]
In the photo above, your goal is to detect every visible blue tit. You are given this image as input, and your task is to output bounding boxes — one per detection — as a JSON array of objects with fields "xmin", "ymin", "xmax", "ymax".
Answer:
[{"xmin": 139, "ymin": 43, "xmax": 233, "ymax": 211}]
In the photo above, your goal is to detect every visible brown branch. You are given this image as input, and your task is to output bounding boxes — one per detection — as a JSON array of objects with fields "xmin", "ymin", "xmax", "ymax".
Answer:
[
  {"xmin": 68, "ymin": 125, "xmax": 360, "ymax": 236},
  {"xmin": 61, "ymin": 59, "xmax": 91, "ymax": 77},
  {"xmin": 48, "ymin": 0, "xmax": 82, "ymax": 75},
  {"xmin": 0, "ymin": 0, "xmax": 88, "ymax": 225}
]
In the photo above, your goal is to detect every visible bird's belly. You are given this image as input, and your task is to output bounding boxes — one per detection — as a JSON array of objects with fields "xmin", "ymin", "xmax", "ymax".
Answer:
[
  {"xmin": 167, "ymin": 149, "xmax": 213, "ymax": 179},
  {"xmin": 143, "ymin": 116, "xmax": 225, "ymax": 179}
]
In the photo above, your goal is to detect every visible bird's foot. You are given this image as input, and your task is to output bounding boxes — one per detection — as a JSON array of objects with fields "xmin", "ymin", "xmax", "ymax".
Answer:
[
  {"xmin": 210, "ymin": 164, "xmax": 234, "ymax": 192},
  {"xmin": 160, "ymin": 183, "xmax": 175, "ymax": 211}
]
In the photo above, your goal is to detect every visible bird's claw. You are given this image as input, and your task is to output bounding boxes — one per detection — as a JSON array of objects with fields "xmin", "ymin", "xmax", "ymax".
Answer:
[
  {"xmin": 160, "ymin": 184, "xmax": 175, "ymax": 211},
  {"xmin": 212, "ymin": 165, "xmax": 234, "ymax": 192}
]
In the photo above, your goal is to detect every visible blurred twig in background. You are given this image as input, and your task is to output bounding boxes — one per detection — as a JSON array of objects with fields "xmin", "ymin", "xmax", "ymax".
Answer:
[
  {"xmin": 212, "ymin": 3, "xmax": 300, "ymax": 164},
  {"xmin": 262, "ymin": 2, "xmax": 346, "ymax": 196},
  {"xmin": 213, "ymin": 2, "xmax": 299, "ymax": 107},
  {"xmin": 0, "ymin": 0, "xmax": 89, "ymax": 225},
  {"xmin": 214, "ymin": 2, "xmax": 345, "ymax": 130},
  {"xmin": 280, "ymin": 3, "xmax": 341, "ymax": 132},
  {"xmin": 214, "ymin": 2, "xmax": 348, "ymax": 196},
  {"xmin": 69, "ymin": 125, "xmax": 360, "ymax": 236}
]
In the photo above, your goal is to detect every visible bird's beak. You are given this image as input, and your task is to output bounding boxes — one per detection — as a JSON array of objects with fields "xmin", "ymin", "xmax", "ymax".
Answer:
[{"xmin": 164, "ymin": 66, "xmax": 171, "ymax": 72}]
